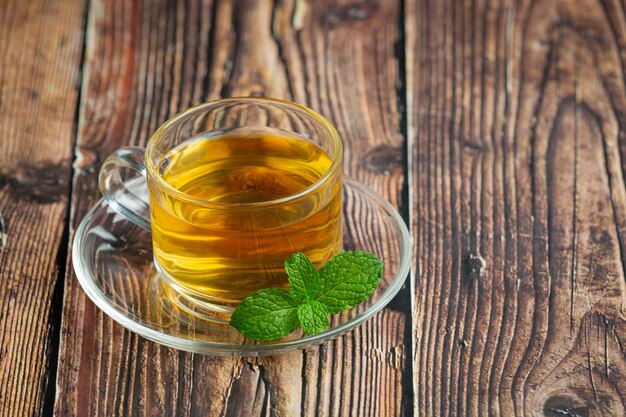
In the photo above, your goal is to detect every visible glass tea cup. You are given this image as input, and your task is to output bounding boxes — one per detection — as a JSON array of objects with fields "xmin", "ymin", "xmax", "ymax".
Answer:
[{"xmin": 99, "ymin": 98, "xmax": 343, "ymax": 315}]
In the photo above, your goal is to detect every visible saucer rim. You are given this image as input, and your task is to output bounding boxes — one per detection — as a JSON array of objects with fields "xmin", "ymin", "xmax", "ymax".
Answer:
[{"xmin": 72, "ymin": 177, "xmax": 412, "ymax": 356}]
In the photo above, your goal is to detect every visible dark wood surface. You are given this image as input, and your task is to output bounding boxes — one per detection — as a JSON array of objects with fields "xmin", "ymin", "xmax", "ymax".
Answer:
[
  {"xmin": 0, "ymin": 1, "xmax": 87, "ymax": 416},
  {"xmin": 409, "ymin": 0, "xmax": 626, "ymax": 415},
  {"xmin": 56, "ymin": 1, "xmax": 408, "ymax": 416},
  {"xmin": 2, "ymin": 0, "xmax": 626, "ymax": 416}
]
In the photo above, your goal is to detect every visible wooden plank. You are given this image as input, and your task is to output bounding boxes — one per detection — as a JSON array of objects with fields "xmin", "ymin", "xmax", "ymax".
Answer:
[
  {"xmin": 0, "ymin": 0, "xmax": 87, "ymax": 416},
  {"xmin": 408, "ymin": 0, "xmax": 626, "ymax": 414},
  {"xmin": 56, "ymin": 0, "xmax": 410, "ymax": 416}
]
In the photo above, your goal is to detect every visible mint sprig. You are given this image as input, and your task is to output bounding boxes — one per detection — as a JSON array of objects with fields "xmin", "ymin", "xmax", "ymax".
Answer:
[{"xmin": 229, "ymin": 251, "xmax": 383, "ymax": 341}]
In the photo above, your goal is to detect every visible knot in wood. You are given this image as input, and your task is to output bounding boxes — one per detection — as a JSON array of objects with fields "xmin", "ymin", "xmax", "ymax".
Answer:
[
  {"xmin": 73, "ymin": 145, "xmax": 99, "ymax": 172},
  {"xmin": 0, "ymin": 162, "xmax": 69, "ymax": 204},
  {"xmin": 321, "ymin": 0, "xmax": 380, "ymax": 28},
  {"xmin": 461, "ymin": 253, "xmax": 485, "ymax": 285},
  {"xmin": 543, "ymin": 396, "xmax": 589, "ymax": 417},
  {"xmin": 363, "ymin": 144, "xmax": 402, "ymax": 175}
]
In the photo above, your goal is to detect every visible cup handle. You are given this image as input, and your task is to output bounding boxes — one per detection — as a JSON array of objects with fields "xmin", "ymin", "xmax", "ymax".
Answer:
[{"xmin": 98, "ymin": 146, "xmax": 151, "ymax": 230}]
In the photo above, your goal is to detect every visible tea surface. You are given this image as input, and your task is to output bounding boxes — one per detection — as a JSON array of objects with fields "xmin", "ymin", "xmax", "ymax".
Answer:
[{"xmin": 149, "ymin": 130, "xmax": 342, "ymax": 305}]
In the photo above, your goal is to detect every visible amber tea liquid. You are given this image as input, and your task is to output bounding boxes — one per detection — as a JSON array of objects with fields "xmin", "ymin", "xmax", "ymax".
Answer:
[{"xmin": 149, "ymin": 128, "xmax": 342, "ymax": 305}]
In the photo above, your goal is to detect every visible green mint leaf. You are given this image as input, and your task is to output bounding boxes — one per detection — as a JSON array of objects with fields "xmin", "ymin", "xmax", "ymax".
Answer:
[
  {"xmin": 229, "ymin": 289, "xmax": 300, "ymax": 341},
  {"xmin": 297, "ymin": 301, "xmax": 329, "ymax": 334},
  {"xmin": 229, "ymin": 251, "xmax": 384, "ymax": 341},
  {"xmin": 285, "ymin": 252, "xmax": 320, "ymax": 302},
  {"xmin": 315, "ymin": 251, "xmax": 383, "ymax": 314}
]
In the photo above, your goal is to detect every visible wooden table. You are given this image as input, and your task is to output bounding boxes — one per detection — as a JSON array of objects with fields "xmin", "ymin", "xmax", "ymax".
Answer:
[{"xmin": 2, "ymin": 0, "xmax": 626, "ymax": 415}]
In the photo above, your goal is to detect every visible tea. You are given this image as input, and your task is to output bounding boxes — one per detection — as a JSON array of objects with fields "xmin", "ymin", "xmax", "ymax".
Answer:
[{"xmin": 149, "ymin": 128, "xmax": 342, "ymax": 305}]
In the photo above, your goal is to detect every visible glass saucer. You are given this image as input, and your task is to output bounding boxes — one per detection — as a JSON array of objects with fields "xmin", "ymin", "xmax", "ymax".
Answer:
[{"xmin": 72, "ymin": 178, "xmax": 411, "ymax": 356}]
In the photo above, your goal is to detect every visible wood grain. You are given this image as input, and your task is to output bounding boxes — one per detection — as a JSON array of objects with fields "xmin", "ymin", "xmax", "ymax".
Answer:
[
  {"xmin": 7, "ymin": 0, "xmax": 626, "ymax": 414},
  {"xmin": 55, "ymin": 0, "xmax": 410, "ymax": 416},
  {"xmin": 408, "ymin": 0, "xmax": 626, "ymax": 415},
  {"xmin": 0, "ymin": 0, "xmax": 87, "ymax": 416}
]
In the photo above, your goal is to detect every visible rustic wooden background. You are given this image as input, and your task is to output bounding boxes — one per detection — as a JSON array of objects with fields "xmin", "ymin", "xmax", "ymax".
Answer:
[{"xmin": 2, "ymin": 0, "xmax": 626, "ymax": 415}]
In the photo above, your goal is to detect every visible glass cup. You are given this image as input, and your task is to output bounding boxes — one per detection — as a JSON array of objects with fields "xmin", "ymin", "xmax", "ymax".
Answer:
[{"xmin": 99, "ymin": 98, "xmax": 343, "ymax": 315}]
